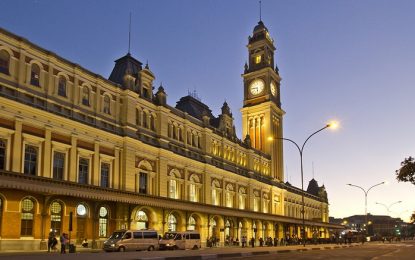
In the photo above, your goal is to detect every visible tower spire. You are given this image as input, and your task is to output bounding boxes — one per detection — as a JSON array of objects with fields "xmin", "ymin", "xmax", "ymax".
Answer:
[
  {"xmin": 128, "ymin": 12, "xmax": 132, "ymax": 54},
  {"xmin": 259, "ymin": 1, "xmax": 262, "ymax": 21}
]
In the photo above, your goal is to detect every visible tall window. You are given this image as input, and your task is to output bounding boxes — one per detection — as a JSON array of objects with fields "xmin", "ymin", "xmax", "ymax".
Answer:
[
  {"xmin": 189, "ymin": 183, "xmax": 196, "ymax": 202},
  {"xmin": 21, "ymin": 198, "xmax": 34, "ymax": 236},
  {"xmin": 58, "ymin": 76, "xmax": 67, "ymax": 97},
  {"xmin": 53, "ymin": 152, "xmax": 65, "ymax": 180},
  {"xmin": 30, "ymin": 64, "xmax": 40, "ymax": 86},
  {"xmin": 135, "ymin": 108, "xmax": 141, "ymax": 125},
  {"xmin": 142, "ymin": 111, "xmax": 148, "ymax": 128},
  {"xmin": 211, "ymin": 181, "xmax": 220, "ymax": 206},
  {"xmin": 103, "ymin": 95, "xmax": 111, "ymax": 114},
  {"xmin": 76, "ymin": 204, "xmax": 87, "ymax": 244},
  {"xmin": 100, "ymin": 163, "xmax": 110, "ymax": 188},
  {"xmin": 225, "ymin": 184, "xmax": 234, "ymax": 208},
  {"xmin": 135, "ymin": 210, "xmax": 148, "ymax": 230},
  {"xmin": 98, "ymin": 207, "xmax": 108, "ymax": 237},
  {"xmin": 238, "ymin": 188, "xmax": 246, "ymax": 210},
  {"xmin": 187, "ymin": 216, "xmax": 196, "ymax": 231},
  {"xmin": 138, "ymin": 172, "xmax": 147, "ymax": 194},
  {"xmin": 169, "ymin": 179, "xmax": 178, "ymax": 199},
  {"xmin": 24, "ymin": 145, "xmax": 37, "ymax": 176},
  {"xmin": 0, "ymin": 139, "xmax": 6, "ymax": 170},
  {"xmin": 82, "ymin": 86, "xmax": 90, "ymax": 106},
  {"xmin": 50, "ymin": 201, "xmax": 62, "ymax": 235},
  {"xmin": 0, "ymin": 50, "xmax": 10, "ymax": 75},
  {"xmin": 78, "ymin": 158, "xmax": 89, "ymax": 184},
  {"xmin": 149, "ymin": 114, "xmax": 155, "ymax": 131},
  {"xmin": 168, "ymin": 214, "xmax": 177, "ymax": 232},
  {"xmin": 253, "ymin": 197, "xmax": 259, "ymax": 212}
]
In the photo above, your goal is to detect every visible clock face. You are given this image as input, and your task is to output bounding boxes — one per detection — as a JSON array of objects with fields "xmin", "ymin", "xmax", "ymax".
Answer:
[
  {"xmin": 249, "ymin": 79, "xmax": 265, "ymax": 95},
  {"xmin": 270, "ymin": 81, "xmax": 277, "ymax": 96}
]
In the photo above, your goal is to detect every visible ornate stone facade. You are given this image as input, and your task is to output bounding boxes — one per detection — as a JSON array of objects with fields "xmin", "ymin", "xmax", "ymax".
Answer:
[{"xmin": 0, "ymin": 21, "xmax": 338, "ymax": 251}]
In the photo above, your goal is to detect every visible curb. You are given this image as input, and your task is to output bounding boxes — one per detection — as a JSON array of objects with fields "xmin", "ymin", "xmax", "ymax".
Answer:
[{"xmin": 136, "ymin": 244, "xmax": 362, "ymax": 260}]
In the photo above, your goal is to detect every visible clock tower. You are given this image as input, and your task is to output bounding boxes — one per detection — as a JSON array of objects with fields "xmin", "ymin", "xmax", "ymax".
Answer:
[{"xmin": 241, "ymin": 20, "xmax": 285, "ymax": 181}]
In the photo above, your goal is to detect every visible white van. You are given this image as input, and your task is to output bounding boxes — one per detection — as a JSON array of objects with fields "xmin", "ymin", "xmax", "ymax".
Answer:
[
  {"xmin": 159, "ymin": 231, "xmax": 201, "ymax": 250},
  {"xmin": 103, "ymin": 229, "xmax": 159, "ymax": 252}
]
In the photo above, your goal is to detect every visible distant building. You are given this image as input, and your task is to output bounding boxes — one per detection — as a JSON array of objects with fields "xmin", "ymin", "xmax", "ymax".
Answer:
[
  {"xmin": 0, "ymin": 19, "xmax": 340, "ymax": 251},
  {"xmin": 330, "ymin": 214, "xmax": 412, "ymax": 237}
]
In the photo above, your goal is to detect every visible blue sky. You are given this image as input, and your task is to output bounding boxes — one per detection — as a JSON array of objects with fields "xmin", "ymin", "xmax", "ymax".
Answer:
[{"xmin": 1, "ymin": 0, "xmax": 414, "ymax": 221}]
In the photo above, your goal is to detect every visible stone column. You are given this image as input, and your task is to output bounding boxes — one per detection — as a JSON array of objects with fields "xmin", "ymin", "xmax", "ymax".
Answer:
[
  {"xmin": 43, "ymin": 126, "xmax": 52, "ymax": 178},
  {"xmin": 93, "ymin": 141, "xmax": 100, "ymax": 186},
  {"xmin": 12, "ymin": 118, "xmax": 23, "ymax": 172},
  {"xmin": 68, "ymin": 134, "xmax": 78, "ymax": 182}
]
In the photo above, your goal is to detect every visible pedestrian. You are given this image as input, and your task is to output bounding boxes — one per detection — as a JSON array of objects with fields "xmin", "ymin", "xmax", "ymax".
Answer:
[
  {"xmin": 241, "ymin": 236, "xmax": 246, "ymax": 248},
  {"xmin": 259, "ymin": 237, "xmax": 263, "ymax": 247},
  {"xmin": 250, "ymin": 237, "xmax": 255, "ymax": 248},
  {"xmin": 274, "ymin": 237, "xmax": 278, "ymax": 246},
  {"xmin": 60, "ymin": 233, "xmax": 67, "ymax": 254}
]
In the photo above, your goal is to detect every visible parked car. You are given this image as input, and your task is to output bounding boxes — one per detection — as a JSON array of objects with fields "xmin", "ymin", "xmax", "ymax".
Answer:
[
  {"xmin": 159, "ymin": 231, "xmax": 201, "ymax": 250},
  {"xmin": 103, "ymin": 229, "xmax": 159, "ymax": 252}
]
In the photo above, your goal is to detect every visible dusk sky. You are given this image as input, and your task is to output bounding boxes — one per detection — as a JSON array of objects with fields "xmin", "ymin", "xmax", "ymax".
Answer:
[{"xmin": 1, "ymin": 0, "xmax": 414, "ymax": 221}]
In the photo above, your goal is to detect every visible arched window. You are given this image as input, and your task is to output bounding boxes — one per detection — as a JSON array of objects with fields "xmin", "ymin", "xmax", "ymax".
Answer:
[
  {"xmin": 82, "ymin": 86, "xmax": 90, "ymax": 106},
  {"xmin": 76, "ymin": 204, "xmax": 87, "ymax": 243},
  {"xmin": 0, "ymin": 139, "xmax": 6, "ymax": 170},
  {"xmin": 225, "ymin": 184, "xmax": 234, "ymax": 208},
  {"xmin": 188, "ymin": 175, "xmax": 200, "ymax": 203},
  {"xmin": 135, "ymin": 210, "xmax": 148, "ymax": 229},
  {"xmin": 0, "ymin": 50, "xmax": 10, "ymax": 75},
  {"xmin": 187, "ymin": 216, "xmax": 196, "ymax": 231},
  {"xmin": 58, "ymin": 76, "xmax": 67, "ymax": 97},
  {"xmin": 169, "ymin": 179, "xmax": 178, "ymax": 199},
  {"xmin": 24, "ymin": 145, "xmax": 38, "ymax": 176},
  {"xmin": 103, "ymin": 95, "xmax": 111, "ymax": 114},
  {"xmin": 30, "ymin": 63, "xmax": 40, "ymax": 86},
  {"xmin": 78, "ymin": 158, "xmax": 89, "ymax": 184},
  {"xmin": 211, "ymin": 180, "xmax": 221, "ymax": 206},
  {"xmin": 168, "ymin": 214, "xmax": 177, "ymax": 232},
  {"xmin": 50, "ymin": 201, "xmax": 62, "ymax": 235},
  {"xmin": 21, "ymin": 198, "xmax": 34, "ymax": 236},
  {"xmin": 238, "ymin": 187, "xmax": 246, "ymax": 210},
  {"xmin": 98, "ymin": 207, "xmax": 108, "ymax": 237},
  {"xmin": 142, "ymin": 111, "xmax": 148, "ymax": 128}
]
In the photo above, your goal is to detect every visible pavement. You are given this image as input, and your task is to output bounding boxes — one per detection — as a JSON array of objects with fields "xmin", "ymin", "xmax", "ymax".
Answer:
[{"xmin": 0, "ymin": 243, "xmax": 362, "ymax": 260}]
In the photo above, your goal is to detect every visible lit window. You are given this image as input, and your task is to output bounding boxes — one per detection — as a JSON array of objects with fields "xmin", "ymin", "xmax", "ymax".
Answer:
[
  {"xmin": 239, "ymin": 194, "xmax": 245, "ymax": 210},
  {"xmin": 98, "ymin": 207, "xmax": 108, "ymax": 237},
  {"xmin": 0, "ymin": 139, "xmax": 6, "ymax": 170},
  {"xmin": 24, "ymin": 145, "xmax": 37, "ymax": 176},
  {"xmin": 255, "ymin": 55, "xmax": 261, "ymax": 64},
  {"xmin": 225, "ymin": 192, "xmax": 233, "ymax": 208},
  {"xmin": 50, "ymin": 201, "xmax": 62, "ymax": 235},
  {"xmin": 187, "ymin": 216, "xmax": 196, "ymax": 231},
  {"xmin": 189, "ymin": 183, "xmax": 196, "ymax": 202},
  {"xmin": 253, "ymin": 197, "xmax": 259, "ymax": 212},
  {"xmin": 21, "ymin": 198, "xmax": 34, "ymax": 236},
  {"xmin": 78, "ymin": 158, "xmax": 89, "ymax": 184},
  {"xmin": 30, "ymin": 64, "xmax": 40, "ymax": 86},
  {"xmin": 168, "ymin": 214, "xmax": 177, "ymax": 232},
  {"xmin": 100, "ymin": 163, "xmax": 110, "ymax": 188},
  {"xmin": 135, "ymin": 210, "xmax": 148, "ymax": 229},
  {"xmin": 169, "ymin": 179, "xmax": 178, "ymax": 199},
  {"xmin": 58, "ymin": 76, "xmax": 67, "ymax": 97},
  {"xmin": 76, "ymin": 204, "xmax": 87, "ymax": 217},
  {"xmin": 53, "ymin": 152, "xmax": 65, "ymax": 180},
  {"xmin": 0, "ymin": 50, "xmax": 10, "ymax": 75},
  {"xmin": 103, "ymin": 95, "xmax": 111, "ymax": 114}
]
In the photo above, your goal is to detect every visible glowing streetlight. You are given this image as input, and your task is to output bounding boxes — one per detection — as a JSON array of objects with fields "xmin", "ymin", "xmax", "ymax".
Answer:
[{"xmin": 272, "ymin": 120, "xmax": 339, "ymax": 247}]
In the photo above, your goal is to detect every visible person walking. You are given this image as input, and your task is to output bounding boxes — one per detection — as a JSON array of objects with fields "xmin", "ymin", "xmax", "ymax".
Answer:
[
  {"xmin": 274, "ymin": 237, "xmax": 278, "ymax": 246},
  {"xmin": 60, "ymin": 233, "xmax": 67, "ymax": 254},
  {"xmin": 259, "ymin": 237, "xmax": 263, "ymax": 247},
  {"xmin": 250, "ymin": 237, "xmax": 255, "ymax": 248},
  {"xmin": 241, "ymin": 236, "xmax": 246, "ymax": 248}
]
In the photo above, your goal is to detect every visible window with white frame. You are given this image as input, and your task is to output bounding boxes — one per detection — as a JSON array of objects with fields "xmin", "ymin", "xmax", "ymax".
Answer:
[
  {"xmin": 189, "ymin": 183, "xmax": 197, "ymax": 202},
  {"xmin": 225, "ymin": 184, "xmax": 234, "ymax": 208},
  {"xmin": 135, "ymin": 210, "xmax": 148, "ymax": 229},
  {"xmin": 188, "ymin": 174, "xmax": 200, "ymax": 202},
  {"xmin": 187, "ymin": 216, "xmax": 196, "ymax": 230},
  {"xmin": 169, "ymin": 179, "xmax": 178, "ymax": 199},
  {"xmin": 211, "ymin": 180, "xmax": 221, "ymax": 206},
  {"xmin": 238, "ymin": 187, "xmax": 246, "ymax": 210},
  {"xmin": 138, "ymin": 172, "xmax": 147, "ymax": 194},
  {"xmin": 168, "ymin": 214, "xmax": 177, "ymax": 232},
  {"xmin": 24, "ymin": 145, "xmax": 38, "ymax": 176}
]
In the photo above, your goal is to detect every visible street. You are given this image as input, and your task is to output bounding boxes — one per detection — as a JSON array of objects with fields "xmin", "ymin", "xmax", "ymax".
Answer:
[{"xmin": 0, "ymin": 241, "xmax": 413, "ymax": 260}]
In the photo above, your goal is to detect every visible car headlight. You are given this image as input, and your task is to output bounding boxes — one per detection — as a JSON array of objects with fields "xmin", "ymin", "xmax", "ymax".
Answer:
[{"xmin": 111, "ymin": 244, "xmax": 115, "ymax": 247}]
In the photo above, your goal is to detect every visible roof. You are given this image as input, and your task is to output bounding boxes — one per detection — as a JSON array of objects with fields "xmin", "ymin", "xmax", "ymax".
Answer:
[{"xmin": 108, "ymin": 53, "xmax": 143, "ymax": 89}]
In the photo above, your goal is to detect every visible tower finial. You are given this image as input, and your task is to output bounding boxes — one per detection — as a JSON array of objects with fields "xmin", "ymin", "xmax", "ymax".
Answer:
[
  {"xmin": 259, "ymin": 1, "xmax": 262, "ymax": 22},
  {"xmin": 128, "ymin": 12, "xmax": 132, "ymax": 54}
]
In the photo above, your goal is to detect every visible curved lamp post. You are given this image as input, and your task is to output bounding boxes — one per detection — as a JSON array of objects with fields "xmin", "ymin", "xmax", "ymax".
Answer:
[
  {"xmin": 375, "ymin": 201, "xmax": 402, "ymax": 236},
  {"xmin": 271, "ymin": 121, "xmax": 338, "ymax": 246},
  {"xmin": 346, "ymin": 182, "xmax": 385, "ymax": 233}
]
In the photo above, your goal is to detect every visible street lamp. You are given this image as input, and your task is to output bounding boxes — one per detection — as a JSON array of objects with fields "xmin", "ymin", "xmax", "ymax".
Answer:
[
  {"xmin": 272, "ymin": 121, "xmax": 338, "ymax": 247},
  {"xmin": 375, "ymin": 201, "xmax": 402, "ymax": 236},
  {"xmin": 346, "ymin": 182, "xmax": 385, "ymax": 233},
  {"xmin": 375, "ymin": 201, "xmax": 402, "ymax": 215}
]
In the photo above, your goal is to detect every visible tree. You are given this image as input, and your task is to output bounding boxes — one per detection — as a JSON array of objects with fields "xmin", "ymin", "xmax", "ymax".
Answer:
[{"xmin": 396, "ymin": 156, "xmax": 415, "ymax": 185}]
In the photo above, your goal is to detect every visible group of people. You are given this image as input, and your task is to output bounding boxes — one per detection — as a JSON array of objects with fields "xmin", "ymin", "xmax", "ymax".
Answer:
[{"xmin": 47, "ymin": 230, "xmax": 88, "ymax": 254}]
